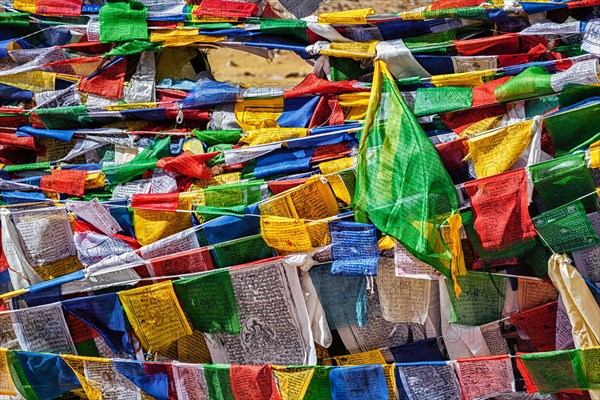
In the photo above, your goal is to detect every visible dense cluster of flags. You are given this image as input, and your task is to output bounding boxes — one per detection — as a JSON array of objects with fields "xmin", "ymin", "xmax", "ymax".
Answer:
[{"xmin": 0, "ymin": 0, "xmax": 597, "ymax": 398}]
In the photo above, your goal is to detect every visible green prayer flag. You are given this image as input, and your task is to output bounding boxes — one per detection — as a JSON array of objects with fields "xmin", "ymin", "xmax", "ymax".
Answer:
[
  {"xmin": 196, "ymin": 205, "xmax": 246, "ymax": 222},
  {"xmin": 7, "ymin": 351, "xmax": 38, "ymax": 400},
  {"xmin": 204, "ymin": 364, "xmax": 235, "ymax": 400},
  {"xmin": 4, "ymin": 162, "xmax": 51, "ymax": 173},
  {"xmin": 194, "ymin": 129, "xmax": 242, "ymax": 146},
  {"xmin": 305, "ymin": 366, "xmax": 333, "ymax": 400},
  {"xmin": 212, "ymin": 234, "xmax": 273, "ymax": 268},
  {"xmin": 519, "ymin": 349, "xmax": 588, "ymax": 394},
  {"xmin": 173, "ymin": 269, "xmax": 241, "ymax": 334},
  {"xmin": 355, "ymin": 61, "xmax": 460, "ymax": 278},
  {"xmin": 530, "ymin": 153, "xmax": 597, "ymax": 212},
  {"xmin": 532, "ymin": 200, "xmax": 600, "ymax": 253},
  {"xmin": 494, "ymin": 67, "xmax": 554, "ymax": 103},
  {"xmin": 445, "ymin": 272, "xmax": 507, "ymax": 326},
  {"xmin": 203, "ymin": 180, "xmax": 264, "ymax": 208},
  {"xmin": 545, "ymin": 99, "xmax": 600, "ymax": 155},
  {"xmin": 330, "ymin": 57, "xmax": 363, "ymax": 82},
  {"xmin": 105, "ymin": 40, "xmax": 161, "ymax": 56},
  {"xmin": 103, "ymin": 159, "xmax": 157, "ymax": 184},
  {"xmin": 260, "ymin": 19, "xmax": 308, "ymax": 43},
  {"xmin": 134, "ymin": 136, "xmax": 171, "ymax": 162},
  {"xmin": 0, "ymin": 12, "xmax": 30, "ymax": 27},
  {"xmin": 413, "ymin": 86, "xmax": 472, "ymax": 117},
  {"xmin": 99, "ymin": 0, "xmax": 149, "ymax": 44},
  {"xmin": 522, "ymin": 238, "xmax": 553, "ymax": 278},
  {"xmin": 34, "ymin": 106, "xmax": 92, "ymax": 129}
]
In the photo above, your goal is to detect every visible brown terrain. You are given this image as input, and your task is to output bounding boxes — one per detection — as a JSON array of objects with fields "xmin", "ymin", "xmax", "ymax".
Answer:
[{"xmin": 208, "ymin": 0, "xmax": 430, "ymax": 87}]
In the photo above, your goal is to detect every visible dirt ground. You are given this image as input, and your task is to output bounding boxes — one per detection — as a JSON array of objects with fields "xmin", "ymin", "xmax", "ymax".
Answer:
[{"xmin": 208, "ymin": 0, "xmax": 428, "ymax": 87}]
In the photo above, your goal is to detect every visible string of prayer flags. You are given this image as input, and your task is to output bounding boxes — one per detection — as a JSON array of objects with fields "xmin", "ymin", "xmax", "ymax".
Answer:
[
  {"xmin": 454, "ymin": 355, "xmax": 515, "ymax": 399},
  {"xmin": 173, "ymin": 269, "xmax": 240, "ymax": 334},
  {"xmin": 354, "ymin": 60, "xmax": 459, "ymax": 279},
  {"xmin": 465, "ymin": 169, "xmax": 537, "ymax": 251},
  {"xmin": 118, "ymin": 281, "xmax": 192, "ymax": 351},
  {"xmin": 445, "ymin": 272, "xmax": 507, "ymax": 326},
  {"xmin": 532, "ymin": 200, "xmax": 600, "ymax": 253},
  {"xmin": 329, "ymin": 221, "xmax": 379, "ymax": 276}
]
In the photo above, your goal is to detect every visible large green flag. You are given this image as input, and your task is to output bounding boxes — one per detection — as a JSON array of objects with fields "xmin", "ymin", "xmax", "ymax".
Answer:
[{"xmin": 354, "ymin": 60, "xmax": 460, "ymax": 279}]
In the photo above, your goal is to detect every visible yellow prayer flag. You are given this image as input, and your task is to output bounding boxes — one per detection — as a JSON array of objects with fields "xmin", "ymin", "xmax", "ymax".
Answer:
[
  {"xmin": 338, "ymin": 92, "xmax": 370, "ymax": 120},
  {"xmin": 259, "ymin": 194, "xmax": 298, "ymax": 218},
  {"xmin": 182, "ymin": 138, "xmax": 205, "ymax": 155},
  {"xmin": 260, "ymin": 216, "xmax": 314, "ymax": 252},
  {"xmin": 234, "ymin": 97, "xmax": 285, "ymax": 130},
  {"xmin": 591, "ymin": 140, "xmax": 600, "ymax": 168},
  {"xmin": 321, "ymin": 41, "xmax": 379, "ymax": 61},
  {"xmin": 118, "ymin": 281, "xmax": 193, "ymax": 351},
  {"xmin": 61, "ymin": 355, "xmax": 103, "ymax": 400},
  {"xmin": 272, "ymin": 366, "xmax": 314, "ymax": 400},
  {"xmin": 431, "ymin": 70, "xmax": 494, "ymax": 88},
  {"xmin": 12, "ymin": 0, "xmax": 35, "ymax": 13},
  {"xmin": 466, "ymin": 120, "xmax": 532, "ymax": 178},
  {"xmin": 383, "ymin": 364, "xmax": 398, "ymax": 400},
  {"xmin": 445, "ymin": 213, "xmax": 466, "ymax": 297},
  {"xmin": 548, "ymin": 254, "xmax": 600, "ymax": 348},
  {"xmin": 239, "ymin": 128, "xmax": 308, "ymax": 146},
  {"xmin": 84, "ymin": 171, "xmax": 106, "ymax": 190},
  {"xmin": 133, "ymin": 194, "xmax": 194, "ymax": 245},
  {"xmin": 0, "ymin": 350, "xmax": 16, "ymax": 396},
  {"xmin": 319, "ymin": 157, "xmax": 354, "ymax": 174},
  {"xmin": 306, "ymin": 220, "xmax": 331, "ymax": 248},
  {"xmin": 333, "ymin": 350, "xmax": 386, "ymax": 365},
  {"xmin": 34, "ymin": 256, "xmax": 83, "ymax": 281},
  {"xmin": 460, "ymin": 114, "xmax": 505, "ymax": 137},
  {"xmin": 0, "ymin": 71, "xmax": 56, "ymax": 92},
  {"xmin": 289, "ymin": 178, "xmax": 339, "ymax": 220},
  {"xmin": 400, "ymin": 11, "xmax": 425, "ymax": 19},
  {"xmin": 318, "ymin": 8, "xmax": 375, "ymax": 24}
]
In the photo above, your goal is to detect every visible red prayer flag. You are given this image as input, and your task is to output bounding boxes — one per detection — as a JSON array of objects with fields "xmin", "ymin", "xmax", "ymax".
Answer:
[
  {"xmin": 268, "ymin": 178, "xmax": 308, "ymax": 195},
  {"xmin": 430, "ymin": 0, "xmax": 482, "ymax": 9},
  {"xmin": 284, "ymin": 73, "xmax": 367, "ymax": 98},
  {"xmin": 156, "ymin": 151, "xmax": 216, "ymax": 180},
  {"xmin": 229, "ymin": 365, "xmax": 281, "ymax": 400},
  {"xmin": 36, "ymin": 0, "xmax": 82, "ymax": 16},
  {"xmin": 440, "ymin": 104, "xmax": 507, "ymax": 134},
  {"xmin": 130, "ymin": 192, "xmax": 180, "ymax": 211},
  {"xmin": 472, "ymin": 76, "xmax": 512, "ymax": 107},
  {"xmin": 455, "ymin": 34, "xmax": 521, "ymax": 56},
  {"xmin": 40, "ymin": 169, "xmax": 87, "ymax": 196},
  {"xmin": 465, "ymin": 169, "xmax": 537, "ymax": 251},
  {"xmin": 309, "ymin": 95, "xmax": 345, "ymax": 129},
  {"xmin": 435, "ymin": 137, "xmax": 468, "ymax": 175},
  {"xmin": 150, "ymin": 248, "xmax": 214, "ymax": 276},
  {"xmin": 79, "ymin": 58, "xmax": 127, "ymax": 99},
  {"xmin": 510, "ymin": 301, "xmax": 558, "ymax": 352},
  {"xmin": 194, "ymin": 0, "xmax": 259, "ymax": 17}
]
